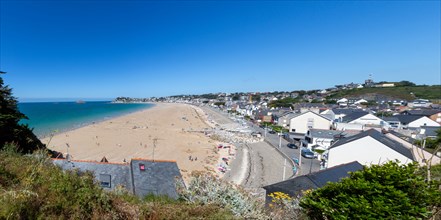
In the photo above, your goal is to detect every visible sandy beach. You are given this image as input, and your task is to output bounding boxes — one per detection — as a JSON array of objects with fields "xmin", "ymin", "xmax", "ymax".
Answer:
[{"xmin": 43, "ymin": 103, "xmax": 235, "ymax": 180}]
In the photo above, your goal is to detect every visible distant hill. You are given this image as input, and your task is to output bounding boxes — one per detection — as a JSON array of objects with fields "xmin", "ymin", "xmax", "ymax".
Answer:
[{"xmin": 327, "ymin": 85, "xmax": 441, "ymax": 101}]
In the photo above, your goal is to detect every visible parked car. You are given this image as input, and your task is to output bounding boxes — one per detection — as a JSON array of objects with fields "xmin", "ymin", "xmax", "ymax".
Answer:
[
  {"xmin": 301, "ymin": 148, "xmax": 317, "ymax": 159},
  {"xmin": 251, "ymin": 132, "xmax": 262, "ymax": 137},
  {"xmin": 287, "ymin": 143, "xmax": 298, "ymax": 149},
  {"xmin": 268, "ymin": 130, "xmax": 276, "ymax": 134}
]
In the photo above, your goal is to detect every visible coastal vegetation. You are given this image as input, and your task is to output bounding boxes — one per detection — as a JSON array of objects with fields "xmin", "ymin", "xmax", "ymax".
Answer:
[
  {"xmin": 327, "ymin": 85, "xmax": 441, "ymax": 101},
  {"xmin": 268, "ymin": 97, "xmax": 299, "ymax": 108},
  {"xmin": 0, "ymin": 72, "xmax": 45, "ymax": 153},
  {"xmin": 300, "ymin": 161, "xmax": 441, "ymax": 219}
]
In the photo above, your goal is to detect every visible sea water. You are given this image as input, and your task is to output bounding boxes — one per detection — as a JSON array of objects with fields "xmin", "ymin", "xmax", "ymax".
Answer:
[{"xmin": 18, "ymin": 101, "xmax": 153, "ymax": 138}]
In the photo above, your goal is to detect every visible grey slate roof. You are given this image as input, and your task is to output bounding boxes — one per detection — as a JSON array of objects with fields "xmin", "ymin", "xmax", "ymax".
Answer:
[
  {"xmin": 388, "ymin": 130, "xmax": 417, "ymax": 144},
  {"xmin": 332, "ymin": 108, "xmax": 366, "ymax": 115},
  {"xmin": 341, "ymin": 112, "xmax": 369, "ymax": 122},
  {"xmin": 382, "ymin": 116, "xmax": 400, "ymax": 122},
  {"xmin": 293, "ymin": 103, "xmax": 327, "ymax": 110},
  {"xmin": 403, "ymin": 109, "xmax": 441, "ymax": 116},
  {"xmin": 130, "ymin": 159, "xmax": 182, "ymax": 198},
  {"xmin": 394, "ymin": 115, "xmax": 424, "ymax": 125},
  {"xmin": 263, "ymin": 161, "xmax": 363, "ymax": 201},
  {"xmin": 330, "ymin": 129, "xmax": 415, "ymax": 160},
  {"xmin": 53, "ymin": 159, "xmax": 133, "ymax": 192},
  {"xmin": 291, "ymin": 110, "xmax": 332, "ymax": 121},
  {"xmin": 308, "ymin": 129, "xmax": 360, "ymax": 140},
  {"xmin": 53, "ymin": 158, "xmax": 182, "ymax": 199}
]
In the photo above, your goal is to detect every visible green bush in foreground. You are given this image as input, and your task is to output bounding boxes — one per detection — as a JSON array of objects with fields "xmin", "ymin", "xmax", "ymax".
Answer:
[
  {"xmin": 177, "ymin": 171, "xmax": 267, "ymax": 219},
  {"xmin": 300, "ymin": 161, "xmax": 441, "ymax": 219}
]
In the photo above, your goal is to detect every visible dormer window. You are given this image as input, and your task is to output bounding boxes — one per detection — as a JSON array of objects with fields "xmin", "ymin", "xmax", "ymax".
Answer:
[{"xmin": 100, "ymin": 174, "xmax": 111, "ymax": 188}]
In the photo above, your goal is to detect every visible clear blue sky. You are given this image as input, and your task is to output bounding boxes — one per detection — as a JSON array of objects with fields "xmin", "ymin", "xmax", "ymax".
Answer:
[{"xmin": 1, "ymin": 0, "xmax": 440, "ymax": 100}]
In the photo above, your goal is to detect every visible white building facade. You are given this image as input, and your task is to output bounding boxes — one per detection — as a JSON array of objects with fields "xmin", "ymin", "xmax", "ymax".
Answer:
[{"xmin": 289, "ymin": 111, "xmax": 332, "ymax": 134}]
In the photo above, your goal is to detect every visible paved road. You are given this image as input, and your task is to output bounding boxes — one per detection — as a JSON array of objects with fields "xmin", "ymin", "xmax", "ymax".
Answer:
[
  {"xmin": 201, "ymin": 106, "xmax": 293, "ymax": 189},
  {"xmin": 250, "ymin": 124, "xmax": 321, "ymax": 175},
  {"xmin": 205, "ymin": 106, "xmax": 321, "ymax": 176}
]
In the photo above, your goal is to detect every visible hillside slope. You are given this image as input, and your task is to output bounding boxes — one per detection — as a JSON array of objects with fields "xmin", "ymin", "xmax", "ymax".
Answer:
[{"xmin": 327, "ymin": 85, "xmax": 441, "ymax": 101}]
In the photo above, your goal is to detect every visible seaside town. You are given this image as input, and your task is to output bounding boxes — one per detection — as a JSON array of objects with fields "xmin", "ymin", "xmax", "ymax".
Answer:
[
  {"xmin": 1, "ymin": 0, "xmax": 440, "ymax": 218},
  {"xmin": 105, "ymin": 77, "xmax": 441, "ymax": 204},
  {"xmin": 2, "ymin": 68, "xmax": 441, "ymax": 218}
]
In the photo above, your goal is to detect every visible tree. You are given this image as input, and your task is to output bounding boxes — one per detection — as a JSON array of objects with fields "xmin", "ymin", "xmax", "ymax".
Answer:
[
  {"xmin": 213, "ymin": 102, "xmax": 225, "ymax": 107},
  {"xmin": 251, "ymin": 94, "xmax": 261, "ymax": 102},
  {"xmin": 300, "ymin": 161, "xmax": 441, "ymax": 219},
  {"xmin": 0, "ymin": 71, "xmax": 45, "ymax": 153},
  {"xmin": 396, "ymin": 80, "xmax": 416, "ymax": 87}
]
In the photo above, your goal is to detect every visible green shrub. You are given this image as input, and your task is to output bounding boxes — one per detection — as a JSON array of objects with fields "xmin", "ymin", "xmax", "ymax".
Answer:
[
  {"xmin": 177, "ymin": 172, "xmax": 267, "ymax": 219},
  {"xmin": 300, "ymin": 161, "xmax": 441, "ymax": 219}
]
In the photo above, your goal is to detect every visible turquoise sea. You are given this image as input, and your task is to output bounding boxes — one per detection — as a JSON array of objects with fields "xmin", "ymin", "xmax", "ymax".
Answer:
[{"xmin": 18, "ymin": 101, "xmax": 153, "ymax": 138}]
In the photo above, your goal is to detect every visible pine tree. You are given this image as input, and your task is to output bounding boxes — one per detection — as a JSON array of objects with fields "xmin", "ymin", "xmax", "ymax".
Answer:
[{"xmin": 0, "ymin": 71, "xmax": 45, "ymax": 153}]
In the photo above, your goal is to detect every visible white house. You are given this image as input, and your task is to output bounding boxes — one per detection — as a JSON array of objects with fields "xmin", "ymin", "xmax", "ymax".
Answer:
[
  {"xmin": 277, "ymin": 111, "xmax": 297, "ymax": 128},
  {"xmin": 341, "ymin": 112, "xmax": 385, "ymax": 127},
  {"xmin": 408, "ymin": 99, "xmax": 432, "ymax": 108},
  {"xmin": 320, "ymin": 108, "xmax": 366, "ymax": 122},
  {"xmin": 395, "ymin": 115, "xmax": 440, "ymax": 129},
  {"xmin": 334, "ymin": 123, "xmax": 364, "ymax": 131},
  {"xmin": 289, "ymin": 111, "xmax": 332, "ymax": 134},
  {"xmin": 354, "ymin": 99, "xmax": 368, "ymax": 105},
  {"xmin": 336, "ymin": 98, "xmax": 348, "ymax": 107},
  {"xmin": 327, "ymin": 129, "xmax": 415, "ymax": 168}
]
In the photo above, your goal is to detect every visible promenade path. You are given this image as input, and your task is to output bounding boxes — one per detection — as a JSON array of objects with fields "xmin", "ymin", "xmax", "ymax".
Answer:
[{"xmin": 200, "ymin": 106, "xmax": 293, "ymax": 191}]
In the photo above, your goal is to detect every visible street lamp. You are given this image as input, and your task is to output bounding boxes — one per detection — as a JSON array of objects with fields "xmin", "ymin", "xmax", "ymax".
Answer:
[
  {"xmin": 298, "ymin": 143, "xmax": 302, "ymax": 170},
  {"xmin": 278, "ymin": 133, "xmax": 282, "ymax": 148},
  {"xmin": 264, "ymin": 124, "xmax": 267, "ymax": 138}
]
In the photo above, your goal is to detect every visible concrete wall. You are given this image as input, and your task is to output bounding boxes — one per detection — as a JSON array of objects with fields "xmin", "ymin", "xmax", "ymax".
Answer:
[{"xmin": 327, "ymin": 136, "xmax": 413, "ymax": 168}]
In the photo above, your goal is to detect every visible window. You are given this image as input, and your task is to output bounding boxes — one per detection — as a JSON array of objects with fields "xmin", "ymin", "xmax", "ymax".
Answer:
[
  {"xmin": 100, "ymin": 174, "xmax": 111, "ymax": 188},
  {"xmin": 307, "ymin": 118, "xmax": 314, "ymax": 128}
]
